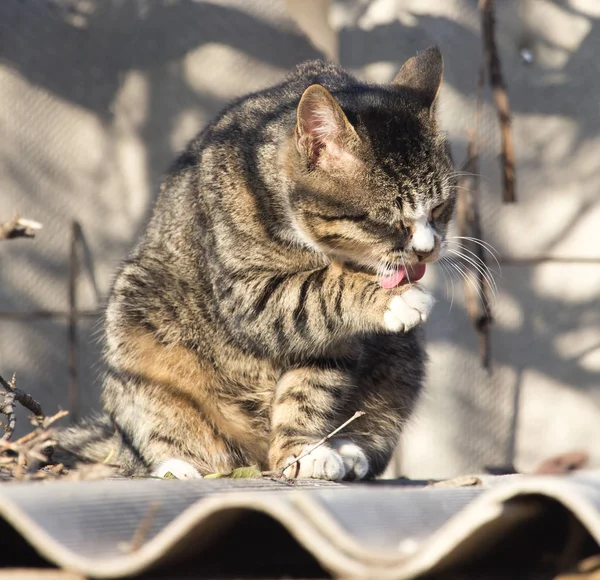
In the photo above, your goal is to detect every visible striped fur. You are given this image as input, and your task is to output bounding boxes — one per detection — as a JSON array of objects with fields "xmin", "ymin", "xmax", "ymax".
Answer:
[{"xmin": 57, "ymin": 48, "xmax": 456, "ymax": 479}]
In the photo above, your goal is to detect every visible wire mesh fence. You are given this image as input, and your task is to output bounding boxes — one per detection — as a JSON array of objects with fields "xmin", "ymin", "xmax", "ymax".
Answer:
[{"xmin": 1, "ymin": 0, "xmax": 599, "ymax": 477}]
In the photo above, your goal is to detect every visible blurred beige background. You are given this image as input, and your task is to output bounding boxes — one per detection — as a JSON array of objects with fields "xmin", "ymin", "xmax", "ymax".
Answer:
[{"xmin": 1, "ymin": 0, "xmax": 598, "ymax": 478}]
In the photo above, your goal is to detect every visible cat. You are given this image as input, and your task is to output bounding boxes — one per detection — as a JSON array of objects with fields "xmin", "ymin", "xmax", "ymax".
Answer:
[{"xmin": 57, "ymin": 46, "xmax": 456, "ymax": 480}]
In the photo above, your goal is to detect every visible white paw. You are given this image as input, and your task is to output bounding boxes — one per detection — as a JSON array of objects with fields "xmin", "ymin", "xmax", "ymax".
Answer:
[
  {"xmin": 152, "ymin": 458, "xmax": 202, "ymax": 479},
  {"xmin": 383, "ymin": 286, "xmax": 434, "ymax": 332},
  {"xmin": 330, "ymin": 439, "xmax": 369, "ymax": 480},
  {"xmin": 283, "ymin": 445, "xmax": 346, "ymax": 481}
]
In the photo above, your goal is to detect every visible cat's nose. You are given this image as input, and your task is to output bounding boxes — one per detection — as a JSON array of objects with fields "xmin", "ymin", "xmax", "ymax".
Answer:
[{"xmin": 414, "ymin": 248, "xmax": 434, "ymax": 262}]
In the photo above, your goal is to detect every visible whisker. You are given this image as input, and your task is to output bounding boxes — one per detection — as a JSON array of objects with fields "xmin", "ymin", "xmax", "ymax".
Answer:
[
  {"xmin": 443, "ymin": 257, "xmax": 492, "ymax": 318},
  {"xmin": 376, "ymin": 258, "xmax": 386, "ymax": 286},
  {"xmin": 450, "ymin": 170, "xmax": 488, "ymax": 180},
  {"xmin": 450, "ymin": 241, "xmax": 501, "ymax": 273},
  {"xmin": 448, "ymin": 184, "xmax": 476, "ymax": 193},
  {"xmin": 435, "ymin": 259, "xmax": 454, "ymax": 313},
  {"xmin": 401, "ymin": 255, "xmax": 411, "ymax": 284},
  {"xmin": 446, "ymin": 249, "xmax": 498, "ymax": 298},
  {"xmin": 451, "ymin": 244, "xmax": 502, "ymax": 286},
  {"xmin": 449, "ymin": 235, "xmax": 500, "ymax": 260},
  {"xmin": 446, "ymin": 244, "xmax": 498, "ymax": 287},
  {"xmin": 448, "ymin": 236, "xmax": 502, "ymax": 272}
]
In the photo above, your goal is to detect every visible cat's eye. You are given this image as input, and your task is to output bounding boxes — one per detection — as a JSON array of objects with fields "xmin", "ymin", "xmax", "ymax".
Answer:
[
  {"xmin": 394, "ymin": 196, "xmax": 403, "ymax": 211},
  {"xmin": 431, "ymin": 202, "xmax": 446, "ymax": 221}
]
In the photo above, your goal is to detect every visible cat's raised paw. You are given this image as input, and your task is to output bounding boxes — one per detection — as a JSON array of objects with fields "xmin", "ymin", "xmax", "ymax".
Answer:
[
  {"xmin": 283, "ymin": 445, "xmax": 346, "ymax": 481},
  {"xmin": 152, "ymin": 458, "xmax": 202, "ymax": 479},
  {"xmin": 383, "ymin": 286, "xmax": 434, "ymax": 332},
  {"xmin": 331, "ymin": 439, "xmax": 369, "ymax": 480}
]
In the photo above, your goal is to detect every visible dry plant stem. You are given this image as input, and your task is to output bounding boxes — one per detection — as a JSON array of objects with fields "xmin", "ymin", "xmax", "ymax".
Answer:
[
  {"xmin": 0, "ymin": 214, "xmax": 41, "ymax": 240},
  {"xmin": 126, "ymin": 502, "xmax": 161, "ymax": 552},
  {"xmin": 480, "ymin": 0, "xmax": 516, "ymax": 203},
  {"xmin": 0, "ymin": 390, "xmax": 17, "ymax": 441},
  {"xmin": 264, "ymin": 410, "xmax": 366, "ymax": 477},
  {"xmin": 68, "ymin": 221, "xmax": 82, "ymax": 422},
  {"xmin": 40, "ymin": 409, "xmax": 69, "ymax": 428},
  {"xmin": 0, "ymin": 409, "xmax": 69, "ymax": 479},
  {"xmin": 458, "ymin": 64, "xmax": 493, "ymax": 372},
  {"xmin": 0, "ymin": 374, "xmax": 45, "ymax": 438},
  {"xmin": 0, "ymin": 309, "xmax": 102, "ymax": 321}
]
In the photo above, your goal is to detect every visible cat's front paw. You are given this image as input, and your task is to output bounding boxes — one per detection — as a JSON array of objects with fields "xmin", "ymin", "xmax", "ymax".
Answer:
[
  {"xmin": 282, "ymin": 445, "xmax": 346, "ymax": 481},
  {"xmin": 383, "ymin": 286, "xmax": 434, "ymax": 332},
  {"xmin": 281, "ymin": 442, "xmax": 369, "ymax": 481},
  {"xmin": 331, "ymin": 439, "xmax": 369, "ymax": 480},
  {"xmin": 152, "ymin": 458, "xmax": 203, "ymax": 479}
]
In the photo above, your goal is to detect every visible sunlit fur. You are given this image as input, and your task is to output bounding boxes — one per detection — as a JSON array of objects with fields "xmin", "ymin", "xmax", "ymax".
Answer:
[
  {"xmin": 289, "ymin": 84, "xmax": 456, "ymax": 279},
  {"xmin": 57, "ymin": 50, "xmax": 465, "ymax": 480}
]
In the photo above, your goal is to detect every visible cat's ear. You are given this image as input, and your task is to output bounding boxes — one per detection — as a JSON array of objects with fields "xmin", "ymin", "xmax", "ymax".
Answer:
[
  {"xmin": 392, "ymin": 46, "xmax": 443, "ymax": 112},
  {"xmin": 296, "ymin": 84, "xmax": 359, "ymax": 170}
]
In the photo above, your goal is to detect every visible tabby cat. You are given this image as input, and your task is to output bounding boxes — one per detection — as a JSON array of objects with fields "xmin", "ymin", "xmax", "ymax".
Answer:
[{"xmin": 58, "ymin": 46, "xmax": 456, "ymax": 480}]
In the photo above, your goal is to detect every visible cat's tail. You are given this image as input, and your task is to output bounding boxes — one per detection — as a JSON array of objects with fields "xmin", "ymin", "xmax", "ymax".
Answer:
[{"xmin": 52, "ymin": 414, "xmax": 146, "ymax": 475}]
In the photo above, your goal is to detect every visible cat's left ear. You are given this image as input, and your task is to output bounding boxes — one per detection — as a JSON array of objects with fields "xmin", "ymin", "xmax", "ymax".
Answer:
[
  {"xmin": 295, "ymin": 84, "xmax": 359, "ymax": 170},
  {"xmin": 392, "ymin": 46, "xmax": 443, "ymax": 113}
]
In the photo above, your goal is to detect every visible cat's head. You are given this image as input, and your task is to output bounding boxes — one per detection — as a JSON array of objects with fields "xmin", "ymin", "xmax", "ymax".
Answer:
[{"xmin": 287, "ymin": 47, "xmax": 455, "ymax": 288}]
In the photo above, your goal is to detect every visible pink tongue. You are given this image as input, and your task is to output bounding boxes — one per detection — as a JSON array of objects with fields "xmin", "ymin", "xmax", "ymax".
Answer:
[{"xmin": 380, "ymin": 264, "xmax": 426, "ymax": 289}]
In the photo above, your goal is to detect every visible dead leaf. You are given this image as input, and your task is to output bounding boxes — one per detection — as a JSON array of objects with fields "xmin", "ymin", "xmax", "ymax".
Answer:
[
  {"xmin": 204, "ymin": 465, "xmax": 262, "ymax": 479},
  {"xmin": 534, "ymin": 451, "xmax": 588, "ymax": 475}
]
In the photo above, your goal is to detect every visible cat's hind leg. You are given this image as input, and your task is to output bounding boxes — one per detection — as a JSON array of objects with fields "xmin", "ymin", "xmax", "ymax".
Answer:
[
  {"xmin": 335, "ymin": 333, "xmax": 425, "ymax": 478},
  {"xmin": 269, "ymin": 366, "xmax": 368, "ymax": 481}
]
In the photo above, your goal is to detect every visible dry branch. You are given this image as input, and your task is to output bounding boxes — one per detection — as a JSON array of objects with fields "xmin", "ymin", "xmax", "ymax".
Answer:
[
  {"xmin": 456, "ymin": 0, "xmax": 518, "ymax": 368},
  {"xmin": 480, "ymin": 0, "xmax": 516, "ymax": 203},
  {"xmin": 457, "ymin": 67, "xmax": 494, "ymax": 371},
  {"xmin": 0, "ymin": 309, "xmax": 102, "ymax": 321},
  {"xmin": 0, "ymin": 215, "xmax": 42, "ymax": 241},
  {"xmin": 68, "ymin": 221, "xmax": 82, "ymax": 422},
  {"xmin": 0, "ymin": 374, "xmax": 73, "ymax": 479},
  {"xmin": 0, "ymin": 410, "xmax": 68, "ymax": 479},
  {"xmin": 0, "ymin": 374, "xmax": 45, "ymax": 439},
  {"xmin": 122, "ymin": 502, "xmax": 161, "ymax": 553}
]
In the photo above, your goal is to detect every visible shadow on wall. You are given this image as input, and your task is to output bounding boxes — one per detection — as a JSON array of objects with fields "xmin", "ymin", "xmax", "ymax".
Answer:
[
  {"xmin": 0, "ymin": 0, "xmax": 323, "ymax": 425},
  {"xmin": 335, "ymin": 0, "xmax": 600, "ymax": 472},
  {"xmin": 1, "ymin": 0, "xmax": 323, "ymax": 233}
]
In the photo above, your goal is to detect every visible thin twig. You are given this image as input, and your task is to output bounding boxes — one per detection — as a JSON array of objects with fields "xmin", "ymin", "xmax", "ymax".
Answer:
[
  {"xmin": 458, "ymin": 65, "xmax": 493, "ymax": 371},
  {"xmin": 68, "ymin": 221, "xmax": 81, "ymax": 422},
  {"xmin": 0, "ymin": 375, "xmax": 68, "ymax": 478},
  {"xmin": 480, "ymin": 0, "xmax": 516, "ymax": 203},
  {"xmin": 263, "ymin": 410, "xmax": 366, "ymax": 478},
  {"xmin": 0, "ymin": 309, "xmax": 102, "ymax": 320},
  {"xmin": 0, "ymin": 409, "xmax": 68, "ymax": 478},
  {"xmin": 0, "ymin": 374, "xmax": 45, "ymax": 433},
  {"xmin": 0, "ymin": 389, "xmax": 17, "ymax": 442},
  {"xmin": 123, "ymin": 502, "xmax": 161, "ymax": 553},
  {"xmin": 0, "ymin": 214, "xmax": 42, "ymax": 241},
  {"xmin": 41, "ymin": 409, "xmax": 69, "ymax": 429}
]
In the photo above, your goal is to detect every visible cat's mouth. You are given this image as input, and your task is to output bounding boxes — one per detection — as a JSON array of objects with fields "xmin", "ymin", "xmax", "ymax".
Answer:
[{"xmin": 380, "ymin": 264, "xmax": 426, "ymax": 289}]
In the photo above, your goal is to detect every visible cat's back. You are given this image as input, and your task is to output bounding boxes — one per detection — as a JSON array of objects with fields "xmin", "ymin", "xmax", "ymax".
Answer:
[
  {"xmin": 125, "ymin": 62, "xmax": 355, "ymax": 314},
  {"xmin": 155, "ymin": 61, "xmax": 359, "ymax": 240}
]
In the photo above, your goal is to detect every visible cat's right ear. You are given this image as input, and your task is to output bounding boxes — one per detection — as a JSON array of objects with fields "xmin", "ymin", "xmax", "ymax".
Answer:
[
  {"xmin": 295, "ymin": 84, "xmax": 359, "ymax": 170},
  {"xmin": 392, "ymin": 46, "xmax": 443, "ymax": 113}
]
